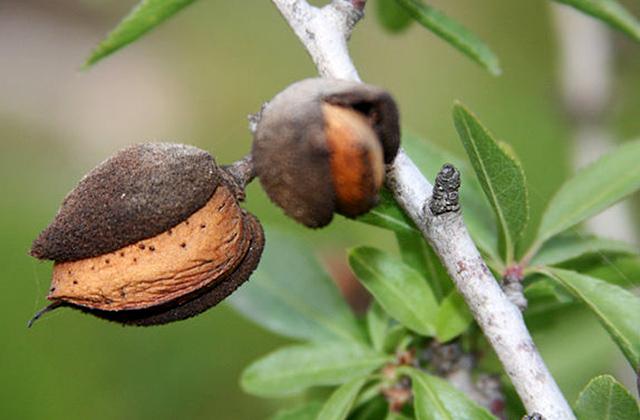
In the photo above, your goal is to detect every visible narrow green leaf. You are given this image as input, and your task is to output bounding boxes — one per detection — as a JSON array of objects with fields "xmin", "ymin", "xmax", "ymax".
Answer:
[
  {"xmin": 583, "ymin": 256, "xmax": 640, "ymax": 288},
  {"xmin": 376, "ymin": 0, "xmax": 413, "ymax": 33},
  {"xmin": 350, "ymin": 397, "xmax": 389, "ymax": 420},
  {"xmin": 358, "ymin": 188, "xmax": 417, "ymax": 234},
  {"xmin": 574, "ymin": 375, "xmax": 640, "ymax": 420},
  {"xmin": 230, "ymin": 229, "xmax": 365, "ymax": 344},
  {"xmin": 403, "ymin": 367, "xmax": 495, "ymax": 420},
  {"xmin": 422, "ymin": 240, "xmax": 455, "ymax": 300},
  {"xmin": 367, "ymin": 302, "xmax": 390, "ymax": 352},
  {"xmin": 546, "ymin": 267, "xmax": 640, "ymax": 370},
  {"xmin": 436, "ymin": 291, "xmax": 474, "ymax": 342},
  {"xmin": 453, "ymin": 103, "xmax": 529, "ymax": 263},
  {"xmin": 396, "ymin": 231, "xmax": 430, "ymax": 280},
  {"xmin": 352, "ymin": 381, "xmax": 383, "ymax": 411},
  {"xmin": 553, "ymin": 0, "xmax": 640, "ymax": 42},
  {"xmin": 383, "ymin": 324, "xmax": 410, "ymax": 354},
  {"xmin": 524, "ymin": 278, "xmax": 574, "ymax": 316},
  {"xmin": 85, "ymin": 0, "xmax": 196, "ymax": 67},
  {"xmin": 241, "ymin": 343, "xmax": 389, "ymax": 398},
  {"xmin": 396, "ymin": 231, "xmax": 449, "ymax": 301},
  {"xmin": 537, "ymin": 140, "xmax": 640, "ymax": 245},
  {"xmin": 531, "ymin": 233, "xmax": 637, "ymax": 266},
  {"xmin": 317, "ymin": 378, "xmax": 368, "ymax": 420},
  {"xmin": 349, "ymin": 247, "xmax": 439, "ymax": 336},
  {"xmin": 385, "ymin": 413, "xmax": 413, "ymax": 420},
  {"xmin": 271, "ymin": 401, "xmax": 324, "ymax": 420},
  {"xmin": 394, "ymin": 0, "xmax": 501, "ymax": 75}
]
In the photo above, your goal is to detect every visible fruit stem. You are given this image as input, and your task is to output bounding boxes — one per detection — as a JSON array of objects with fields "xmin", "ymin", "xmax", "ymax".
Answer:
[
  {"xmin": 27, "ymin": 301, "xmax": 64, "ymax": 328},
  {"xmin": 222, "ymin": 153, "xmax": 256, "ymax": 198}
]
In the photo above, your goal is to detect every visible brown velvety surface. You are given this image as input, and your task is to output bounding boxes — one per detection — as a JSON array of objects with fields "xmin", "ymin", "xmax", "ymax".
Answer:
[
  {"xmin": 253, "ymin": 79, "xmax": 336, "ymax": 227},
  {"xmin": 31, "ymin": 143, "xmax": 218, "ymax": 262},
  {"xmin": 48, "ymin": 186, "xmax": 247, "ymax": 311}
]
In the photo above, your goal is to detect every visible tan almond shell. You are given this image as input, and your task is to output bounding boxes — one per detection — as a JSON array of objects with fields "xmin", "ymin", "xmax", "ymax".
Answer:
[
  {"xmin": 82, "ymin": 211, "xmax": 265, "ymax": 326},
  {"xmin": 323, "ymin": 103, "xmax": 384, "ymax": 218},
  {"xmin": 48, "ymin": 185, "xmax": 249, "ymax": 311}
]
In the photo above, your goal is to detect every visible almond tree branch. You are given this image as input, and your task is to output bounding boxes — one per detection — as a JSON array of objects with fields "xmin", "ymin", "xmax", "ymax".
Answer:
[{"xmin": 270, "ymin": 0, "xmax": 574, "ymax": 417}]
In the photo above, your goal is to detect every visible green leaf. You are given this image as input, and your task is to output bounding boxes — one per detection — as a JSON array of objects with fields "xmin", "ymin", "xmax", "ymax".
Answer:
[
  {"xmin": 583, "ymin": 256, "xmax": 640, "ymax": 288},
  {"xmin": 422, "ymin": 240, "xmax": 455, "ymax": 300},
  {"xmin": 317, "ymin": 377, "xmax": 368, "ymax": 420},
  {"xmin": 85, "ymin": 0, "xmax": 196, "ymax": 67},
  {"xmin": 574, "ymin": 375, "xmax": 640, "ymax": 420},
  {"xmin": 403, "ymin": 367, "xmax": 495, "ymax": 420},
  {"xmin": 385, "ymin": 413, "xmax": 413, "ymax": 420},
  {"xmin": 394, "ymin": 0, "xmax": 501, "ymax": 75},
  {"xmin": 350, "ymin": 397, "xmax": 389, "ymax": 420},
  {"xmin": 396, "ymin": 231, "xmax": 449, "ymax": 301},
  {"xmin": 531, "ymin": 233, "xmax": 637, "ymax": 266},
  {"xmin": 367, "ymin": 302, "xmax": 390, "ymax": 352},
  {"xmin": 241, "ymin": 342, "xmax": 389, "ymax": 398},
  {"xmin": 358, "ymin": 188, "xmax": 417, "ymax": 234},
  {"xmin": 553, "ymin": 0, "xmax": 640, "ymax": 43},
  {"xmin": 453, "ymin": 103, "xmax": 529, "ymax": 263},
  {"xmin": 383, "ymin": 324, "xmax": 410, "ymax": 354},
  {"xmin": 230, "ymin": 229, "xmax": 365, "ymax": 344},
  {"xmin": 271, "ymin": 401, "xmax": 324, "ymax": 420},
  {"xmin": 376, "ymin": 0, "xmax": 413, "ymax": 33},
  {"xmin": 536, "ymin": 140, "xmax": 640, "ymax": 246},
  {"xmin": 349, "ymin": 247, "xmax": 439, "ymax": 336},
  {"xmin": 545, "ymin": 267, "xmax": 640, "ymax": 370},
  {"xmin": 436, "ymin": 291, "xmax": 474, "ymax": 342},
  {"xmin": 524, "ymin": 278, "xmax": 574, "ymax": 317}
]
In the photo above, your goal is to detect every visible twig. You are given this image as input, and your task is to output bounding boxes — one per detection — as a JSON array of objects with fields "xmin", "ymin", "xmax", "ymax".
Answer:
[{"xmin": 269, "ymin": 0, "xmax": 574, "ymax": 418}]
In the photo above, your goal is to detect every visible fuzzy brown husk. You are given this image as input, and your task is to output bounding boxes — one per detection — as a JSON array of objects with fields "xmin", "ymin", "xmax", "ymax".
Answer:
[
  {"xmin": 30, "ymin": 143, "xmax": 218, "ymax": 262},
  {"xmin": 253, "ymin": 78, "xmax": 400, "ymax": 228}
]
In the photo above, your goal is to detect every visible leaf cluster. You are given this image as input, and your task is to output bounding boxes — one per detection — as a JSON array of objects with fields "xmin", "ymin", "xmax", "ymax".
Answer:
[{"xmin": 232, "ymin": 105, "xmax": 640, "ymax": 418}]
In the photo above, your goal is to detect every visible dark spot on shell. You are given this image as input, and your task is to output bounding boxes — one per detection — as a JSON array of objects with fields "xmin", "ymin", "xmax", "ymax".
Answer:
[
  {"xmin": 180, "ymin": 242, "xmax": 187, "ymax": 248},
  {"xmin": 133, "ymin": 257, "xmax": 137, "ymax": 263},
  {"xmin": 149, "ymin": 245, "xmax": 155, "ymax": 251},
  {"xmin": 120, "ymin": 289, "xmax": 126, "ymax": 298},
  {"xmin": 185, "ymin": 221, "xmax": 190, "ymax": 226},
  {"xmin": 50, "ymin": 287, "xmax": 56, "ymax": 292},
  {"xmin": 67, "ymin": 270, "xmax": 72, "ymax": 275},
  {"xmin": 200, "ymin": 224, "xmax": 206, "ymax": 229},
  {"xmin": 138, "ymin": 244, "xmax": 145, "ymax": 250},
  {"xmin": 91, "ymin": 266, "xmax": 95, "ymax": 270},
  {"xmin": 120, "ymin": 252, "xmax": 125, "ymax": 257},
  {"xmin": 73, "ymin": 280, "xmax": 78, "ymax": 285},
  {"xmin": 105, "ymin": 259, "xmax": 110, "ymax": 264}
]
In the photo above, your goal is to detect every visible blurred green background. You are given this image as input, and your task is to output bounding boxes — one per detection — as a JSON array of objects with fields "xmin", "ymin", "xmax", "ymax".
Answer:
[{"xmin": 1, "ymin": 0, "xmax": 638, "ymax": 419}]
